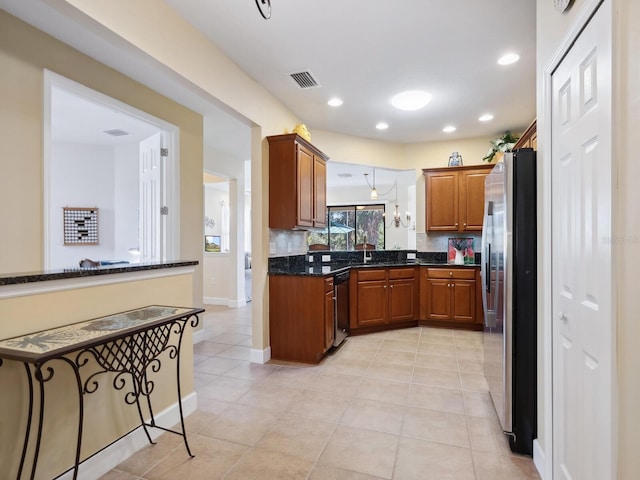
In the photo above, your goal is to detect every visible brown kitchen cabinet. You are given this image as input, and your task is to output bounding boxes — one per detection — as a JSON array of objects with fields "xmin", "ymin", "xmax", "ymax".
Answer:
[
  {"xmin": 514, "ymin": 119, "xmax": 537, "ymax": 151},
  {"xmin": 423, "ymin": 165, "xmax": 493, "ymax": 232},
  {"xmin": 350, "ymin": 266, "xmax": 418, "ymax": 331},
  {"xmin": 268, "ymin": 133, "xmax": 328, "ymax": 229},
  {"xmin": 421, "ymin": 266, "xmax": 479, "ymax": 327},
  {"xmin": 269, "ymin": 274, "xmax": 334, "ymax": 363}
]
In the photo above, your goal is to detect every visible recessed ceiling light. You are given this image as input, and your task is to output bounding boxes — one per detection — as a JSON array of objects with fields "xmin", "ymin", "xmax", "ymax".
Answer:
[
  {"xmin": 376, "ymin": 122, "xmax": 389, "ymax": 130},
  {"xmin": 479, "ymin": 114, "xmax": 494, "ymax": 122},
  {"xmin": 328, "ymin": 97, "xmax": 343, "ymax": 107},
  {"xmin": 498, "ymin": 53, "xmax": 520, "ymax": 65},
  {"xmin": 443, "ymin": 125, "xmax": 456, "ymax": 133},
  {"xmin": 390, "ymin": 90, "xmax": 432, "ymax": 111}
]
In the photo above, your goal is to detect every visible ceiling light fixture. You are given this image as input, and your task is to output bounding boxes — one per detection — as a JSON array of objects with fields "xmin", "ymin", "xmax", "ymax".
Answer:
[
  {"xmin": 364, "ymin": 169, "xmax": 379, "ymax": 199},
  {"xmin": 390, "ymin": 90, "xmax": 432, "ymax": 111},
  {"xmin": 498, "ymin": 53, "xmax": 520, "ymax": 65},
  {"xmin": 376, "ymin": 122, "xmax": 389, "ymax": 130},
  {"xmin": 255, "ymin": 0, "xmax": 271, "ymax": 19},
  {"xmin": 328, "ymin": 97, "xmax": 343, "ymax": 107},
  {"xmin": 443, "ymin": 125, "xmax": 456, "ymax": 133},
  {"xmin": 479, "ymin": 113, "xmax": 494, "ymax": 122}
]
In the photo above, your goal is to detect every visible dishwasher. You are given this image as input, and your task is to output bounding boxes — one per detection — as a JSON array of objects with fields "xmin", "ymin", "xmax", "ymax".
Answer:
[{"xmin": 333, "ymin": 270, "xmax": 350, "ymax": 347}]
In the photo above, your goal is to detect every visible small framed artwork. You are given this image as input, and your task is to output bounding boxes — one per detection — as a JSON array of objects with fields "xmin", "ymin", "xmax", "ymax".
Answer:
[
  {"xmin": 204, "ymin": 235, "xmax": 221, "ymax": 253},
  {"xmin": 448, "ymin": 238, "xmax": 474, "ymax": 265}
]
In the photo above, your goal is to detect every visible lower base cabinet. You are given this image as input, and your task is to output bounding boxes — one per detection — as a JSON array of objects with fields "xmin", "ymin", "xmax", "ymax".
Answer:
[
  {"xmin": 269, "ymin": 274, "xmax": 334, "ymax": 363},
  {"xmin": 268, "ymin": 264, "xmax": 484, "ymax": 364},
  {"xmin": 350, "ymin": 267, "xmax": 418, "ymax": 331},
  {"xmin": 420, "ymin": 266, "xmax": 482, "ymax": 328}
]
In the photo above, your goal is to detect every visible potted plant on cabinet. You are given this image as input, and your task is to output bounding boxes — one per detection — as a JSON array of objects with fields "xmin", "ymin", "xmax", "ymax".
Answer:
[{"xmin": 482, "ymin": 131, "xmax": 519, "ymax": 163}]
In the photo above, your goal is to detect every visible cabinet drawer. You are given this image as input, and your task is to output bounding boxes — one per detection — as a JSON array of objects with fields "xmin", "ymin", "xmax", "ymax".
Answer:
[
  {"xmin": 427, "ymin": 268, "xmax": 476, "ymax": 280},
  {"xmin": 357, "ymin": 269, "xmax": 386, "ymax": 281},
  {"xmin": 388, "ymin": 267, "xmax": 415, "ymax": 280}
]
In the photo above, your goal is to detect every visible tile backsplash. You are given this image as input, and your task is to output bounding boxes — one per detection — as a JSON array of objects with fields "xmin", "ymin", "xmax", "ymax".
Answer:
[{"xmin": 268, "ymin": 229, "xmax": 308, "ymax": 257}]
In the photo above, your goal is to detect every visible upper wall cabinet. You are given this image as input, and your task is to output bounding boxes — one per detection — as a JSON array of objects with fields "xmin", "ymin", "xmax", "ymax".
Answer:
[
  {"xmin": 514, "ymin": 119, "xmax": 537, "ymax": 151},
  {"xmin": 423, "ymin": 164, "xmax": 494, "ymax": 232},
  {"xmin": 268, "ymin": 134, "xmax": 329, "ymax": 230}
]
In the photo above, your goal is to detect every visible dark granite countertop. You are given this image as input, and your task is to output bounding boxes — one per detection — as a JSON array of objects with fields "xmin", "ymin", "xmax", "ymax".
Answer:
[
  {"xmin": 0, "ymin": 260, "xmax": 199, "ymax": 286},
  {"xmin": 268, "ymin": 251, "xmax": 480, "ymax": 277}
]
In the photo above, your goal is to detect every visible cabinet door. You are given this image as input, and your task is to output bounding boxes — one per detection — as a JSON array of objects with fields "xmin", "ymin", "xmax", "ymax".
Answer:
[
  {"xmin": 324, "ymin": 289, "xmax": 335, "ymax": 351},
  {"xmin": 425, "ymin": 279, "xmax": 451, "ymax": 321},
  {"xmin": 313, "ymin": 157, "xmax": 327, "ymax": 227},
  {"xmin": 296, "ymin": 144, "xmax": 314, "ymax": 227},
  {"xmin": 389, "ymin": 279, "xmax": 415, "ymax": 322},
  {"xmin": 357, "ymin": 280, "xmax": 387, "ymax": 326},
  {"xmin": 459, "ymin": 169, "xmax": 490, "ymax": 231},
  {"xmin": 426, "ymin": 171, "xmax": 458, "ymax": 231},
  {"xmin": 451, "ymin": 280, "xmax": 476, "ymax": 322}
]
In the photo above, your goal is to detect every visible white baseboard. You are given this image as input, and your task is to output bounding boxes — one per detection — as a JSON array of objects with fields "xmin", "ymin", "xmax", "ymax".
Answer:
[
  {"xmin": 57, "ymin": 392, "xmax": 198, "ymax": 480},
  {"xmin": 203, "ymin": 296, "xmax": 247, "ymax": 308},
  {"xmin": 203, "ymin": 296, "xmax": 228, "ymax": 306},
  {"xmin": 228, "ymin": 298, "xmax": 247, "ymax": 308},
  {"xmin": 193, "ymin": 328, "xmax": 206, "ymax": 344},
  {"xmin": 251, "ymin": 346, "xmax": 271, "ymax": 364},
  {"xmin": 533, "ymin": 439, "xmax": 548, "ymax": 480}
]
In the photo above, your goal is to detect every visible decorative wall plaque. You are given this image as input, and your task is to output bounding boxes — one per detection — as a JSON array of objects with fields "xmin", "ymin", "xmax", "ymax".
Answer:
[{"xmin": 63, "ymin": 207, "xmax": 99, "ymax": 245}]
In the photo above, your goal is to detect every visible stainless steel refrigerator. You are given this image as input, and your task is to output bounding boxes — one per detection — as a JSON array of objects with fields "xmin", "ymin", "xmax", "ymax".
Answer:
[{"xmin": 481, "ymin": 148, "xmax": 536, "ymax": 455}]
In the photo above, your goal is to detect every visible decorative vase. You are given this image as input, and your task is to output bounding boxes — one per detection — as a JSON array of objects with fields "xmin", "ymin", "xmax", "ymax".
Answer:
[{"xmin": 454, "ymin": 248, "xmax": 464, "ymax": 265}]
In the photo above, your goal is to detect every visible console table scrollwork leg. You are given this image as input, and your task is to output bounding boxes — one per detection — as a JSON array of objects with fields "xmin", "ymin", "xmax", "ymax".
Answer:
[
  {"xmin": 175, "ymin": 315, "xmax": 199, "ymax": 458},
  {"xmin": 134, "ymin": 384, "xmax": 154, "ymax": 445},
  {"xmin": 30, "ymin": 363, "xmax": 54, "ymax": 480},
  {"xmin": 28, "ymin": 359, "xmax": 84, "ymax": 480},
  {"xmin": 16, "ymin": 363, "xmax": 34, "ymax": 480},
  {"xmin": 58, "ymin": 357, "xmax": 84, "ymax": 480}
]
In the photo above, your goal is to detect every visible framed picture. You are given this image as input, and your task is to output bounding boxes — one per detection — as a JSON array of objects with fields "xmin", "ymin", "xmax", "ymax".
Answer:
[
  {"xmin": 448, "ymin": 238, "xmax": 474, "ymax": 264},
  {"xmin": 204, "ymin": 235, "xmax": 221, "ymax": 253}
]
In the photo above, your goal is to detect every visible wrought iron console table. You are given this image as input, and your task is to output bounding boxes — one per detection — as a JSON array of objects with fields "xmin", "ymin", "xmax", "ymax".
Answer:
[{"xmin": 0, "ymin": 305, "xmax": 204, "ymax": 480}]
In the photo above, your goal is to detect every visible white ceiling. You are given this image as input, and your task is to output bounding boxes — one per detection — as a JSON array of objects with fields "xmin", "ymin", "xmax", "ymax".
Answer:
[
  {"xmin": 52, "ymin": 87, "xmax": 161, "ymax": 145},
  {"xmin": 165, "ymin": 0, "xmax": 536, "ymax": 143},
  {"xmin": 1, "ymin": 0, "xmax": 535, "ymax": 182}
]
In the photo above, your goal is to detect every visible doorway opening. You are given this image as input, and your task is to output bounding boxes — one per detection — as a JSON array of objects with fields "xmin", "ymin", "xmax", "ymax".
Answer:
[{"xmin": 44, "ymin": 71, "xmax": 180, "ymax": 270}]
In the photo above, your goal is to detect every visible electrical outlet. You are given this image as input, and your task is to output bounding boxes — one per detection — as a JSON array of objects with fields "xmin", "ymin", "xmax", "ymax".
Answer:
[
  {"xmin": 322, "ymin": 265, "xmax": 331, "ymax": 273},
  {"xmin": 322, "ymin": 254, "xmax": 331, "ymax": 262},
  {"xmin": 269, "ymin": 242, "xmax": 276, "ymax": 255},
  {"xmin": 308, "ymin": 255, "xmax": 314, "ymax": 262},
  {"xmin": 407, "ymin": 252, "xmax": 416, "ymax": 260}
]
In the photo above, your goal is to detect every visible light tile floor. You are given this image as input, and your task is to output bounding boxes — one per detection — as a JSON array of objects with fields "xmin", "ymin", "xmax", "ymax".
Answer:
[{"xmin": 103, "ymin": 305, "xmax": 540, "ymax": 480}]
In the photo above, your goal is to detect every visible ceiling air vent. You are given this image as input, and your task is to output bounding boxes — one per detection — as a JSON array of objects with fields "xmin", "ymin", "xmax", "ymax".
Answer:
[
  {"xmin": 104, "ymin": 129, "xmax": 130, "ymax": 137},
  {"xmin": 290, "ymin": 71, "xmax": 320, "ymax": 89}
]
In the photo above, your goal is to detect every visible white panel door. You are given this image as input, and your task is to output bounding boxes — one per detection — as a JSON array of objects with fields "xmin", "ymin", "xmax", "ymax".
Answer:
[
  {"xmin": 551, "ymin": 3, "xmax": 613, "ymax": 480},
  {"xmin": 139, "ymin": 133, "xmax": 164, "ymax": 262}
]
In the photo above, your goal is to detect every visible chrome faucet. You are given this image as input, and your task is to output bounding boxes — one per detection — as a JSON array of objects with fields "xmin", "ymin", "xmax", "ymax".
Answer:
[{"xmin": 363, "ymin": 233, "xmax": 372, "ymax": 264}]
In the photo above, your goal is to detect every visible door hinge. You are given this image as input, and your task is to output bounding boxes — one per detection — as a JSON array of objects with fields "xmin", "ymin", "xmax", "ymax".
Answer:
[
  {"xmin": 160, "ymin": 206, "xmax": 169, "ymax": 215},
  {"xmin": 160, "ymin": 148, "xmax": 169, "ymax": 157}
]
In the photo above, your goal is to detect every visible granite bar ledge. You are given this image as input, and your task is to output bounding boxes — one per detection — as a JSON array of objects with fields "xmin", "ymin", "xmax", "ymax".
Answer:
[{"xmin": 0, "ymin": 261, "xmax": 199, "ymax": 286}]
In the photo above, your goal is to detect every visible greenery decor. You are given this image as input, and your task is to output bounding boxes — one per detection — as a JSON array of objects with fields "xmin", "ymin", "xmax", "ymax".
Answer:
[{"xmin": 482, "ymin": 131, "xmax": 519, "ymax": 162}]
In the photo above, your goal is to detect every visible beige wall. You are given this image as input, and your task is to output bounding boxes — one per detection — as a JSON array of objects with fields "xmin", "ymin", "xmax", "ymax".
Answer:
[
  {"xmin": 0, "ymin": 9, "xmax": 204, "ymax": 307},
  {"xmin": 0, "ymin": 273, "xmax": 194, "ymax": 479},
  {"xmin": 536, "ymin": 0, "xmax": 640, "ymax": 477}
]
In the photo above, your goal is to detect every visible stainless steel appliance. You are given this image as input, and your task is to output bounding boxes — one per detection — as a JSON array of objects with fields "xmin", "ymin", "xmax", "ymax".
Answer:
[
  {"xmin": 333, "ymin": 270, "xmax": 350, "ymax": 347},
  {"xmin": 481, "ymin": 149, "xmax": 537, "ymax": 455}
]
